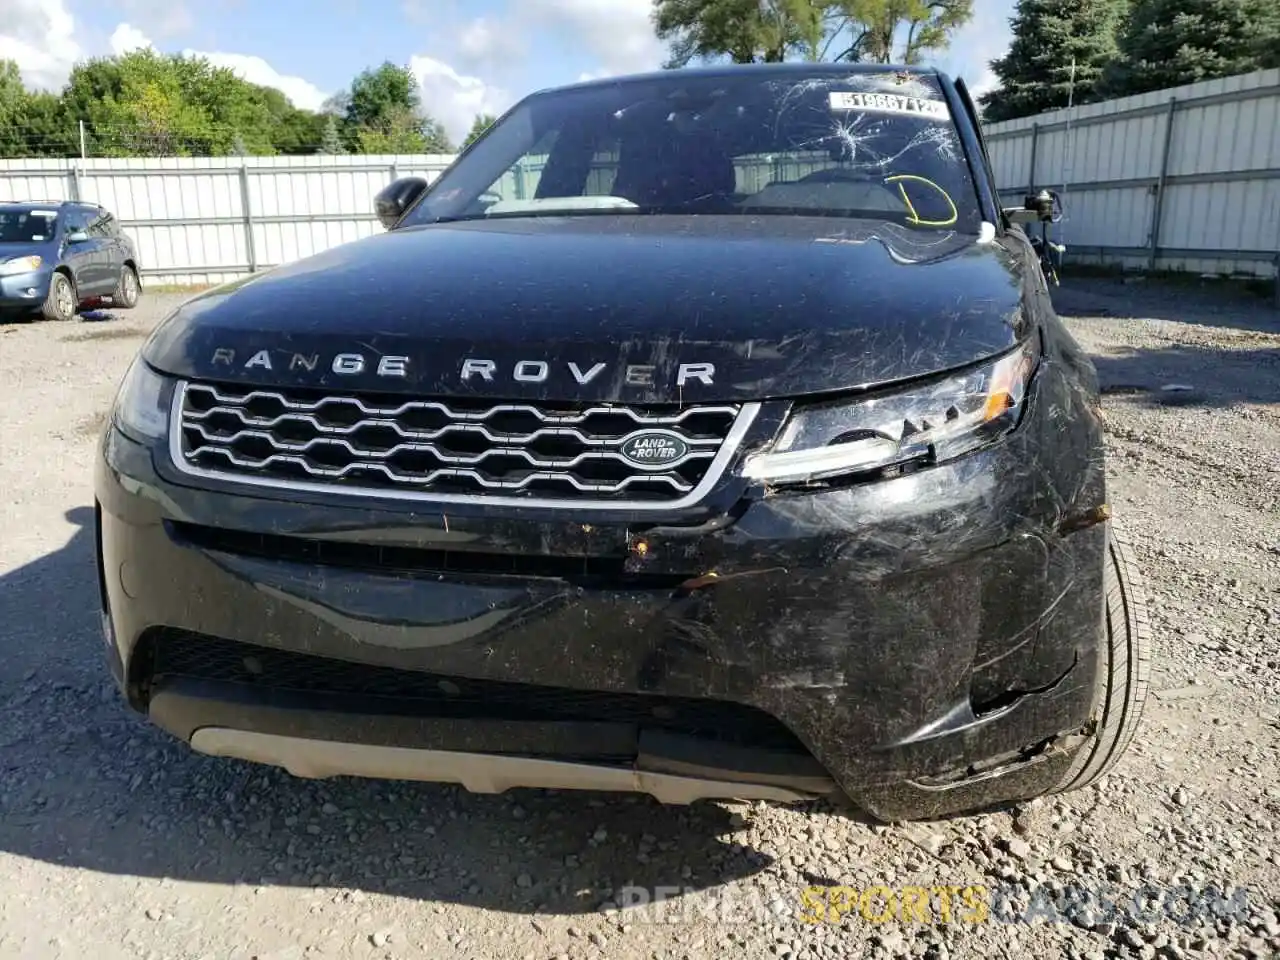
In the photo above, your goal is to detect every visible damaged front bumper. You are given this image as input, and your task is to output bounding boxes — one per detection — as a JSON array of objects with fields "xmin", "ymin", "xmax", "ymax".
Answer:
[{"xmin": 94, "ymin": 360, "xmax": 1111, "ymax": 822}]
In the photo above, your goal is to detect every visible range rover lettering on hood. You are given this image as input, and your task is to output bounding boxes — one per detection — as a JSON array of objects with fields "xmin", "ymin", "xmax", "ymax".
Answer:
[
  {"xmin": 211, "ymin": 348, "xmax": 716, "ymax": 388},
  {"xmin": 141, "ymin": 216, "xmax": 1031, "ymax": 402}
]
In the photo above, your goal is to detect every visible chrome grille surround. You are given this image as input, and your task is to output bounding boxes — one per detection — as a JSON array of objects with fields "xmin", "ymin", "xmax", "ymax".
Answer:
[{"xmin": 169, "ymin": 380, "xmax": 760, "ymax": 511}]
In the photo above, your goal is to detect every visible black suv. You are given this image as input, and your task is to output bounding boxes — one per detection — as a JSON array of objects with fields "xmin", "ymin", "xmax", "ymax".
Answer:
[
  {"xmin": 0, "ymin": 200, "xmax": 142, "ymax": 321},
  {"xmin": 95, "ymin": 64, "xmax": 1150, "ymax": 822}
]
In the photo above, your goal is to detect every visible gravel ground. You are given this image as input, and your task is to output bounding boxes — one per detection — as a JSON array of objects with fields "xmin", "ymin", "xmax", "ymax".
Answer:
[{"xmin": 1, "ymin": 277, "xmax": 1278, "ymax": 960}]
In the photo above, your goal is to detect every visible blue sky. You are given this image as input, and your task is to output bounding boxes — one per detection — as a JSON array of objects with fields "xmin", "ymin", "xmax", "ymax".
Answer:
[{"xmin": 7, "ymin": 0, "xmax": 1015, "ymax": 144}]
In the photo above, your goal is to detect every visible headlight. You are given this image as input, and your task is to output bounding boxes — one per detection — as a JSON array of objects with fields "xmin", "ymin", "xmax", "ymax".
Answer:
[
  {"xmin": 111, "ymin": 356, "xmax": 170, "ymax": 441},
  {"xmin": 0, "ymin": 255, "xmax": 43, "ymax": 275},
  {"xmin": 741, "ymin": 337, "xmax": 1039, "ymax": 486}
]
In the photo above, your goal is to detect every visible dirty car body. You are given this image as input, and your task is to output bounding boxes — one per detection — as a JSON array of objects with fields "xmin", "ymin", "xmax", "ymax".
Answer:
[{"xmin": 95, "ymin": 64, "xmax": 1132, "ymax": 822}]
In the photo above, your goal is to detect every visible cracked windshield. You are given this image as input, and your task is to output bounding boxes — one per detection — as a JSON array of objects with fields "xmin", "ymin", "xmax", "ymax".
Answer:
[
  {"xmin": 403, "ymin": 70, "xmax": 982, "ymax": 233},
  {"xmin": 2, "ymin": 0, "xmax": 1279, "ymax": 959}
]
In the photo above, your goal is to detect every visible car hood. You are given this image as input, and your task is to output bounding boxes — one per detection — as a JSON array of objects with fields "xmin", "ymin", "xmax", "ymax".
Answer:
[{"xmin": 143, "ymin": 215, "xmax": 1030, "ymax": 404}]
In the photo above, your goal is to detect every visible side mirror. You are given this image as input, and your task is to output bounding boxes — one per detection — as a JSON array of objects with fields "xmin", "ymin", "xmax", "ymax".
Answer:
[
  {"xmin": 1003, "ymin": 207, "xmax": 1040, "ymax": 225},
  {"xmin": 374, "ymin": 177, "xmax": 429, "ymax": 230},
  {"xmin": 1003, "ymin": 190, "xmax": 1062, "ymax": 226},
  {"xmin": 65, "ymin": 230, "xmax": 89, "ymax": 243}
]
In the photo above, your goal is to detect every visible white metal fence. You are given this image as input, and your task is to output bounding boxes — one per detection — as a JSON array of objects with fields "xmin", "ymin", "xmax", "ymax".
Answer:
[
  {"xmin": 0, "ymin": 154, "xmax": 459, "ymax": 286},
  {"xmin": 1, "ymin": 67, "xmax": 1277, "ymax": 288},
  {"xmin": 984, "ymin": 67, "xmax": 1280, "ymax": 281}
]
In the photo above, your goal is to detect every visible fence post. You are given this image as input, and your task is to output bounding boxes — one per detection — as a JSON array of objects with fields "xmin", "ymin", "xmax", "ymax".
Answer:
[
  {"xmin": 1028, "ymin": 122, "xmax": 1039, "ymax": 195},
  {"xmin": 1149, "ymin": 97, "xmax": 1178, "ymax": 271},
  {"xmin": 239, "ymin": 162, "xmax": 257, "ymax": 274},
  {"xmin": 69, "ymin": 165, "xmax": 81, "ymax": 201},
  {"xmin": 390, "ymin": 162, "xmax": 399, "ymax": 182}
]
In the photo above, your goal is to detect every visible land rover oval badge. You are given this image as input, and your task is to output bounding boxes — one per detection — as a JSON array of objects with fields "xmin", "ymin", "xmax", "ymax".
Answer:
[{"xmin": 619, "ymin": 430, "xmax": 690, "ymax": 469}]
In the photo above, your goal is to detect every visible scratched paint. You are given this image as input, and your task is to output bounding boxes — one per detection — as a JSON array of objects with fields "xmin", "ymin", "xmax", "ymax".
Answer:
[{"xmin": 97, "ymin": 64, "xmax": 1126, "ymax": 825}]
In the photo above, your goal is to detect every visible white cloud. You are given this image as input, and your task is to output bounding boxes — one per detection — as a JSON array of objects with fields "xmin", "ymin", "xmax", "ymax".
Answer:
[
  {"xmin": 185, "ymin": 49, "xmax": 329, "ymax": 111},
  {"xmin": 400, "ymin": 2, "xmax": 668, "ymax": 152},
  {"xmin": 102, "ymin": 0, "xmax": 195, "ymax": 39},
  {"xmin": 103, "ymin": 21, "xmax": 330, "ymax": 111},
  {"xmin": 3, "ymin": 0, "xmax": 329, "ymax": 113},
  {"xmin": 0, "ymin": 0, "xmax": 81, "ymax": 91},
  {"xmin": 524, "ymin": 0, "xmax": 666, "ymax": 77},
  {"xmin": 410, "ymin": 55, "xmax": 513, "ymax": 146},
  {"xmin": 455, "ymin": 17, "xmax": 525, "ymax": 69},
  {"xmin": 937, "ymin": 0, "xmax": 1015, "ymax": 97},
  {"xmin": 110, "ymin": 23, "xmax": 153, "ymax": 56}
]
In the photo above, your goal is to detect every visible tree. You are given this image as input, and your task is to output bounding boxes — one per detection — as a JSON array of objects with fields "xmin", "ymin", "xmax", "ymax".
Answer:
[
  {"xmin": 0, "ymin": 60, "xmax": 73, "ymax": 157},
  {"xmin": 345, "ymin": 62, "xmax": 421, "ymax": 130},
  {"xmin": 339, "ymin": 61, "xmax": 453, "ymax": 153},
  {"xmin": 318, "ymin": 114, "xmax": 343, "ymax": 154},
  {"xmin": 838, "ymin": 0, "xmax": 976, "ymax": 64},
  {"xmin": 259, "ymin": 86, "xmax": 327, "ymax": 155},
  {"xmin": 61, "ymin": 49, "xmax": 289, "ymax": 156},
  {"xmin": 0, "ymin": 59, "xmax": 23, "ymax": 123},
  {"xmin": 462, "ymin": 112, "xmax": 497, "ymax": 148},
  {"xmin": 1104, "ymin": 0, "xmax": 1280, "ymax": 97},
  {"xmin": 70, "ymin": 50, "xmax": 211, "ymax": 156},
  {"xmin": 653, "ymin": 0, "xmax": 823, "ymax": 65},
  {"xmin": 173, "ymin": 54, "xmax": 276, "ymax": 154},
  {"xmin": 979, "ymin": 0, "xmax": 1125, "ymax": 123},
  {"xmin": 0, "ymin": 51, "xmax": 469, "ymax": 159},
  {"xmin": 652, "ymin": 0, "xmax": 974, "ymax": 67}
]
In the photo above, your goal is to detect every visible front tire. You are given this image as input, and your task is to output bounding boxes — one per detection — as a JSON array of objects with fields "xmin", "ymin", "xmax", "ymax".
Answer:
[
  {"xmin": 1050, "ymin": 522, "xmax": 1152, "ymax": 794},
  {"xmin": 41, "ymin": 271, "xmax": 78, "ymax": 322},
  {"xmin": 113, "ymin": 264, "xmax": 140, "ymax": 309}
]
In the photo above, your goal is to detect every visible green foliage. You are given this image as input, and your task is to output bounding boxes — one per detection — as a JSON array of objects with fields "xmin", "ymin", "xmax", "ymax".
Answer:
[
  {"xmin": 1105, "ymin": 0, "xmax": 1280, "ymax": 96},
  {"xmin": 331, "ymin": 61, "xmax": 455, "ymax": 154},
  {"xmin": 979, "ymin": 0, "xmax": 1125, "ymax": 122},
  {"xmin": 61, "ymin": 50, "xmax": 271, "ymax": 156},
  {"xmin": 258, "ymin": 86, "xmax": 327, "ymax": 156},
  {"xmin": 843, "ymin": 0, "xmax": 976, "ymax": 64},
  {"xmin": 318, "ymin": 114, "xmax": 344, "ymax": 155},
  {"xmin": 344, "ymin": 62, "xmax": 420, "ymax": 131},
  {"xmin": 0, "ymin": 53, "xmax": 454, "ymax": 158},
  {"xmin": 0, "ymin": 61, "xmax": 73, "ymax": 156},
  {"xmin": 653, "ymin": 0, "xmax": 818, "ymax": 64},
  {"xmin": 652, "ymin": 0, "xmax": 974, "ymax": 66},
  {"xmin": 462, "ymin": 113, "xmax": 498, "ymax": 148}
]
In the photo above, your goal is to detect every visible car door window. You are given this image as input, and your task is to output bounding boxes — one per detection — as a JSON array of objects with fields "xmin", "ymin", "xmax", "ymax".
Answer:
[{"xmin": 62, "ymin": 209, "xmax": 89, "ymax": 237}]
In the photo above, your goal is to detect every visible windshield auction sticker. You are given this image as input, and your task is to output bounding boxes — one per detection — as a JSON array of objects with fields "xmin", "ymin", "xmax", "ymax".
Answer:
[{"xmin": 829, "ymin": 91, "xmax": 947, "ymax": 120}]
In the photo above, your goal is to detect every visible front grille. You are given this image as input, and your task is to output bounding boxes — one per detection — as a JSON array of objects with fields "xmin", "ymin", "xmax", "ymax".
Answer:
[
  {"xmin": 174, "ymin": 381, "xmax": 750, "ymax": 506},
  {"xmin": 143, "ymin": 630, "xmax": 808, "ymax": 752}
]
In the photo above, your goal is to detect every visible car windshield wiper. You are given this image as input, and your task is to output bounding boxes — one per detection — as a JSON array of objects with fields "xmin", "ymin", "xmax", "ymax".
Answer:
[{"xmin": 430, "ymin": 208, "xmax": 651, "ymax": 224}]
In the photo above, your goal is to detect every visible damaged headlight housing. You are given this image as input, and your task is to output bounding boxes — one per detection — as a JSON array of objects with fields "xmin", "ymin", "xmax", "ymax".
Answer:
[
  {"xmin": 742, "ymin": 337, "xmax": 1039, "ymax": 486},
  {"xmin": 111, "ymin": 355, "xmax": 171, "ymax": 442}
]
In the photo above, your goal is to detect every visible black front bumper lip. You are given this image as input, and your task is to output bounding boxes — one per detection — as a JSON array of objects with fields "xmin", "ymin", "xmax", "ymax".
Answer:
[{"xmin": 148, "ymin": 676, "xmax": 840, "ymax": 801}]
